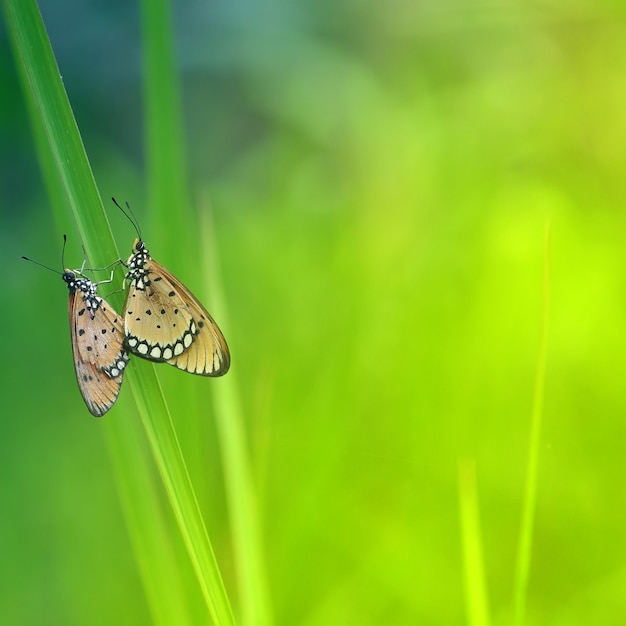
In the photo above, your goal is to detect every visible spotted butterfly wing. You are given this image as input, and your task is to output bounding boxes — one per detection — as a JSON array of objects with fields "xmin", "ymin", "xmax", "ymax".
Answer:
[
  {"xmin": 64, "ymin": 270, "xmax": 129, "ymax": 416},
  {"xmin": 123, "ymin": 238, "xmax": 230, "ymax": 376}
]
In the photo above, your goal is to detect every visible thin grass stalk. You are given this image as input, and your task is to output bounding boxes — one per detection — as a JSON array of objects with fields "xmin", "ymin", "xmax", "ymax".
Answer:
[
  {"xmin": 198, "ymin": 193, "xmax": 274, "ymax": 626},
  {"xmin": 513, "ymin": 223, "xmax": 552, "ymax": 626},
  {"xmin": 458, "ymin": 458, "xmax": 491, "ymax": 626}
]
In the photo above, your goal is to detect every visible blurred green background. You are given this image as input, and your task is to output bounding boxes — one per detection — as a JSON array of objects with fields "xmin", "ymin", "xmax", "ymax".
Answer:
[{"xmin": 3, "ymin": 1, "xmax": 626, "ymax": 624}]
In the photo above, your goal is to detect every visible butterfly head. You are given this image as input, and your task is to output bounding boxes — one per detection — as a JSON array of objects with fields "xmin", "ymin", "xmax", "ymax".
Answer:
[
  {"xmin": 126, "ymin": 238, "xmax": 153, "ymax": 289},
  {"xmin": 133, "ymin": 238, "xmax": 146, "ymax": 253},
  {"xmin": 62, "ymin": 269, "xmax": 77, "ymax": 287},
  {"xmin": 128, "ymin": 238, "xmax": 151, "ymax": 267},
  {"xmin": 63, "ymin": 269, "xmax": 100, "ymax": 307},
  {"xmin": 62, "ymin": 269, "xmax": 88, "ymax": 294},
  {"xmin": 130, "ymin": 237, "xmax": 151, "ymax": 257}
]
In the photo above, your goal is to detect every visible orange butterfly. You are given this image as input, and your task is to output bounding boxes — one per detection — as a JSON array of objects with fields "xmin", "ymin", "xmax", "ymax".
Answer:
[
  {"xmin": 23, "ymin": 238, "xmax": 129, "ymax": 416},
  {"xmin": 114, "ymin": 200, "xmax": 230, "ymax": 377}
]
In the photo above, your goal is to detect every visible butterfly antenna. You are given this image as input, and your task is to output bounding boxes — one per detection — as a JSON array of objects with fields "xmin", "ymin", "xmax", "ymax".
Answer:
[
  {"xmin": 61, "ymin": 234, "xmax": 68, "ymax": 268},
  {"xmin": 112, "ymin": 196, "xmax": 142, "ymax": 240},
  {"xmin": 22, "ymin": 234, "xmax": 67, "ymax": 274},
  {"xmin": 21, "ymin": 254, "xmax": 62, "ymax": 275}
]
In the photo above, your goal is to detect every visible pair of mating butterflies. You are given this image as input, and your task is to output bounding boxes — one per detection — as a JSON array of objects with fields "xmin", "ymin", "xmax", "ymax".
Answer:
[{"xmin": 25, "ymin": 215, "xmax": 230, "ymax": 417}]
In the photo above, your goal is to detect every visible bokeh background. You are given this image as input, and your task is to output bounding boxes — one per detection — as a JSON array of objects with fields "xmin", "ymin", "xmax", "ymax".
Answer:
[{"xmin": 3, "ymin": 1, "xmax": 626, "ymax": 624}]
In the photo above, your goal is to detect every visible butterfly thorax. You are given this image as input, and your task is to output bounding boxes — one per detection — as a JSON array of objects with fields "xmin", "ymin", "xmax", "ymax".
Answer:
[
  {"xmin": 126, "ymin": 239, "xmax": 152, "ymax": 291},
  {"xmin": 63, "ymin": 271, "xmax": 102, "ymax": 313}
]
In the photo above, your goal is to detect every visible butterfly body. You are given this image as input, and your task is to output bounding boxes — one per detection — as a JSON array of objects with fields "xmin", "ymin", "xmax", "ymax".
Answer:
[
  {"xmin": 63, "ymin": 270, "xmax": 129, "ymax": 416},
  {"xmin": 123, "ymin": 238, "xmax": 230, "ymax": 376}
]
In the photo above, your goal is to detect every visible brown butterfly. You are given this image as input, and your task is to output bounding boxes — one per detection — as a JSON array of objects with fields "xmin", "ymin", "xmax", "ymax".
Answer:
[
  {"xmin": 23, "ymin": 238, "xmax": 129, "ymax": 416},
  {"xmin": 114, "ymin": 200, "xmax": 230, "ymax": 376}
]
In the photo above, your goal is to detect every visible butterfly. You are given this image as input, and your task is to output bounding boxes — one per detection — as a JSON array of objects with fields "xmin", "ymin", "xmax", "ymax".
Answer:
[
  {"xmin": 113, "ymin": 199, "xmax": 230, "ymax": 377},
  {"xmin": 23, "ymin": 237, "xmax": 129, "ymax": 417}
]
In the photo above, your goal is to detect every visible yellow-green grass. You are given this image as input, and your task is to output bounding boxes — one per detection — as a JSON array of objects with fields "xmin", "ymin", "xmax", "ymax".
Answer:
[{"xmin": 3, "ymin": 2, "xmax": 626, "ymax": 625}]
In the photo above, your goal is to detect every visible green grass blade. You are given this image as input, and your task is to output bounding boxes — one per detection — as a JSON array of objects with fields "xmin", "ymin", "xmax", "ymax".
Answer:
[
  {"xmin": 5, "ymin": 1, "xmax": 235, "ymax": 623},
  {"xmin": 458, "ymin": 459, "xmax": 491, "ymax": 626},
  {"xmin": 199, "ymin": 194, "xmax": 274, "ymax": 626},
  {"xmin": 513, "ymin": 224, "xmax": 552, "ymax": 626},
  {"xmin": 3, "ymin": 0, "xmax": 117, "ymax": 271},
  {"xmin": 103, "ymin": 412, "xmax": 196, "ymax": 626},
  {"xmin": 3, "ymin": 2, "xmax": 191, "ymax": 622},
  {"xmin": 130, "ymin": 363, "xmax": 236, "ymax": 625}
]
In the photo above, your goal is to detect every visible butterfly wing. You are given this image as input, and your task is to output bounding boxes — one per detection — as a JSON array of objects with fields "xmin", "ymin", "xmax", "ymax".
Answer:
[
  {"xmin": 157, "ymin": 262, "xmax": 230, "ymax": 376},
  {"xmin": 69, "ymin": 290, "xmax": 129, "ymax": 417},
  {"xmin": 124, "ymin": 257, "xmax": 229, "ymax": 376}
]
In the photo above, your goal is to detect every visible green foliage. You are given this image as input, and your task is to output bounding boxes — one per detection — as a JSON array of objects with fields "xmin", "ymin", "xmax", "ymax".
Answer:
[
  {"xmin": 3, "ymin": 0, "xmax": 237, "ymax": 624},
  {"xmin": 3, "ymin": 1, "xmax": 626, "ymax": 625}
]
